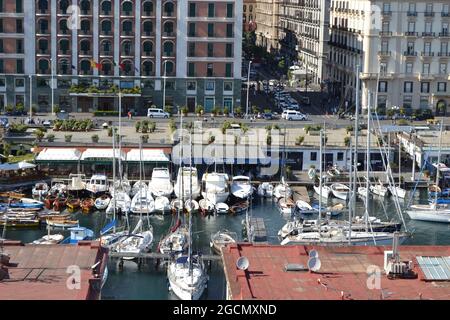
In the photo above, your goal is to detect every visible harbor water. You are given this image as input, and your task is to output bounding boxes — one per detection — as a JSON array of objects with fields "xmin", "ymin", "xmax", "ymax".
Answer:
[{"xmin": 3, "ymin": 188, "xmax": 450, "ymax": 300}]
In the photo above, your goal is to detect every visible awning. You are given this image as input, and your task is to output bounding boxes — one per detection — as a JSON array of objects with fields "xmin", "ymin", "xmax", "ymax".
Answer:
[
  {"xmin": 0, "ymin": 161, "xmax": 36, "ymax": 171},
  {"xmin": 81, "ymin": 148, "xmax": 126, "ymax": 162},
  {"xmin": 126, "ymin": 149, "xmax": 169, "ymax": 163},
  {"xmin": 36, "ymin": 148, "xmax": 81, "ymax": 163}
]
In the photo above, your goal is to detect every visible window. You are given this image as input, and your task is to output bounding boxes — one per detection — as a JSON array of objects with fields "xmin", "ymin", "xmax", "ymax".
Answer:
[
  {"xmin": 420, "ymin": 97, "xmax": 429, "ymax": 109},
  {"xmin": 226, "ymin": 24, "xmax": 233, "ymax": 37},
  {"xmin": 188, "ymin": 23, "xmax": 196, "ymax": 37},
  {"xmin": 226, "ymin": 43, "xmax": 232, "ymax": 58},
  {"xmin": 404, "ymin": 82, "xmax": 413, "ymax": 93},
  {"xmin": 15, "ymin": 78, "xmax": 24, "ymax": 88},
  {"xmin": 188, "ymin": 42, "xmax": 195, "ymax": 57},
  {"xmin": 379, "ymin": 62, "xmax": 387, "ymax": 74},
  {"xmin": 426, "ymin": 3, "xmax": 433, "ymax": 14},
  {"xmin": 442, "ymin": 42, "xmax": 449, "ymax": 54},
  {"xmin": 243, "ymin": 5, "xmax": 246, "ymax": 13},
  {"xmin": 408, "ymin": 3, "xmax": 416, "ymax": 13},
  {"xmin": 403, "ymin": 96, "xmax": 412, "ymax": 109},
  {"xmin": 187, "ymin": 62, "xmax": 195, "ymax": 77},
  {"xmin": 381, "ymin": 41, "xmax": 388, "ymax": 52},
  {"xmin": 0, "ymin": 78, "xmax": 5, "ymax": 87},
  {"xmin": 421, "ymin": 82, "xmax": 430, "ymax": 93},
  {"xmin": 443, "ymin": 22, "xmax": 449, "ymax": 33},
  {"xmin": 207, "ymin": 63, "xmax": 213, "ymax": 77},
  {"xmin": 224, "ymin": 97, "xmax": 233, "ymax": 110},
  {"xmin": 16, "ymin": 0, "xmax": 23, "ymax": 13},
  {"xmin": 310, "ymin": 152, "xmax": 317, "ymax": 161},
  {"xmin": 208, "ymin": 3, "xmax": 215, "ymax": 17},
  {"xmin": 382, "ymin": 21, "xmax": 389, "ymax": 32},
  {"xmin": 424, "ymin": 42, "xmax": 432, "ymax": 54},
  {"xmin": 337, "ymin": 152, "xmax": 344, "ymax": 161},
  {"xmin": 16, "ymin": 59, "xmax": 23, "ymax": 73},
  {"xmin": 383, "ymin": 3, "xmax": 390, "ymax": 13},
  {"xmin": 186, "ymin": 81, "xmax": 196, "ymax": 91},
  {"xmin": 207, "ymin": 43, "xmax": 214, "ymax": 57},
  {"xmin": 226, "ymin": 3, "xmax": 233, "ymax": 18},
  {"xmin": 207, "ymin": 23, "xmax": 214, "ymax": 37},
  {"xmin": 423, "ymin": 63, "xmax": 430, "ymax": 74},
  {"xmin": 165, "ymin": 81, "xmax": 175, "ymax": 90},
  {"xmin": 438, "ymin": 82, "xmax": 447, "ymax": 92},
  {"xmin": 0, "ymin": 39, "xmax": 3, "ymax": 53},
  {"xmin": 425, "ymin": 22, "xmax": 432, "ymax": 33},
  {"xmin": 205, "ymin": 81, "xmax": 215, "ymax": 91},
  {"xmin": 406, "ymin": 62, "xmax": 413, "ymax": 74},
  {"xmin": 378, "ymin": 81, "xmax": 387, "ymax": 92},
  {"xmin": 189, "ymin": 3, "xmax": 196, "ymax": 17},
  {"xmin": 440, "ymin": 63, "xmax": 447, "ymax": 74},
  {"xmin": 225, "ymin": 63, "xmax": 232, "ymax": 77},
  {"xmin": 408, "ymin": 21, "xmax": 415, "ymax": 32},
  {"xmin": 16, "ymin": 19, "xmax": 22, "ymax": 33},
  {"xmin": 444, "ymin": 4, "xmax": 450, "ymax": 14},
  {"xmin": 224, "ymin": 81, "xmax": 233, "ymax": 91},
  {"xmin": 0, "ymin": 59, "xmax": 3, "ymax": 73},
  {"xmin": 407, "ymin": 42, "xmax": 414, "ymax": 53}
]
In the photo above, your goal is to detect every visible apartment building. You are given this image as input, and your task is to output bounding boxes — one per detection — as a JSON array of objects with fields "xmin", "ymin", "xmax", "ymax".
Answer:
[
  {"xmin": 329, "ymin": 1, "xmax": 450, "ymax": 115},
  {"xmin": 0, "ymin": 0, "xmax": 242, "ymax": 114},
  {"xmin": 278, "ymin": 0, "xmax": 331, "ymax": 85},
  {"xmin": 243, "ymin": 0, "xmax": 256, "ymax": 31},
  {"xmin": 255, "ymin": 0, "xmax": 280, "ymax": 52}
]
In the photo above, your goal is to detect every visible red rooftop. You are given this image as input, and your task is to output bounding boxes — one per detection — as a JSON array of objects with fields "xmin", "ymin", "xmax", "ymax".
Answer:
[
  {"xmin": 222, "ymin": 243, "xmax": 450, "ymax": 300},
  {"xmin": 0, "ymin": 241, "xmax": 108, "ymax": 300}
]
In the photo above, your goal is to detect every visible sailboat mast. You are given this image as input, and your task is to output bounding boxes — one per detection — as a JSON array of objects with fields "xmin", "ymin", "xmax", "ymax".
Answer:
[
  {"xmin": 188, "ymin": 130, "xmax": 193, "ymax": 277},
  {"xmin": 436, "ymin": 119, "xmax": 444, "ymax": 202},
  {"xmin": 139, "ymin": 137, "xmax": 143, "ymax": 232},
  {"xmin": 398, "ymin": 135, "xmax": 401, "ymax": 187},
  {"xmin": 112, "ymin": 125, "xmax": 117, "ymax": 231},
  {"xmin": 348, "ymin": 139, "xmax": 352, "ymax": 245},
  {"xmin": 118, "ymin": 92, "xmax": 123, "ymax": 184},
  {"xmin": 351, "ymin": 64, "xmax": 361, "ymax": 243},
  {"xmin": 179, "ymin": 114, "xmax": 184, "ymax": 219},
  {"xmin": 318, "ymin": 130, "xmax": 323, "ymax": 239},
  {"xmin": 365, "ymin": 92, "xmax": 371, "ymax": 230}
]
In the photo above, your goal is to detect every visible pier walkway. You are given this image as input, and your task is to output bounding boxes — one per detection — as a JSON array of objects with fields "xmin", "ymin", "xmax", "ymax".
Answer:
[{"xmin": 108, "ymin": 252, "xmax": 221, "ymax": 261}]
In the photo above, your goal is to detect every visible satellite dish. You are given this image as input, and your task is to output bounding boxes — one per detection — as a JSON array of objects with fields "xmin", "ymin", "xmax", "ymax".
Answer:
[
  {"xmin": 308, "ymin": 257, "xmax": 322, "ymax": 272},
  {"xmin": 236, "ymin": 256, "xmax": 249, "ymax": 271},
  {"xmin": 309, "ymin": 249, "xmax": 319, "ymax": 259}
]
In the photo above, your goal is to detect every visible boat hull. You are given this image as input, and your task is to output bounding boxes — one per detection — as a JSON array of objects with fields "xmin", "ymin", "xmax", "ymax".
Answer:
[{"xmin": 406, "ymin": 210, "xmax": 450, "ymax": 223}]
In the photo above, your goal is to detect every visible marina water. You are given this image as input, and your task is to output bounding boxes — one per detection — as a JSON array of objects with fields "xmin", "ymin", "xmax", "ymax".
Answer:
[{"xmin": 4, "ymin": 188, "xmax": 449, "ymax": 300}]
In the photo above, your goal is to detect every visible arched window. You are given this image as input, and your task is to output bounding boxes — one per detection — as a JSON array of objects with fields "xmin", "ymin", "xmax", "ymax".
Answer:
[
  {"xmin": 101, "ymin": 40, "xmax": 111, "ymax": 54},
  {"xmin": 59, "ymin": 19, "xmax": 68, "ymax": 34},
  {"xmin": 143, "ymin": 61, "xmax": 153, "ymax": 76},
  {"xmin": 163, "ymin": 41, "xmax": 174, "ymax": 56},
  {"xmin": 80, "ymin": 60, "xmax": 91, "ymax": 73},
  {"xmin": 122, "ymin": 20, "xmax": 133, "ymax": 34},
  {"xmin": 38, "ymin": 0, "xmax": 48, "ymax": 12},
  {"xmin": 59, "ymin": 38, "xmax": 70, "ymax": 53},
  {"xmin": 59, "ymin": 59, "xmax": 70, "ymax": 74},
  {"xmin": 101, "ymin": 0, "xmax": 112, "ymax": 14},
  {"xmin": 143, "ymin": 21, "xmax": 153, "ymax": 35},
  {"xmin": 81, "ymin": 20, "xmax": 91, "ymax": 34},
  {"xmin": 80, "ymin": 40, "xmax": 91, "ymax": 53},
  {"xmin": 39, "ymin": 19, "xmax": 49, "ymax": 34},
  {"xmin": 163, "ymin": 21, "xmax": 174, "ymax": 36},
  {"xmin": 122, "ymin": 1, "xmax": 133, "ymax": 15},
  {"xmin": 143, "ymin": 1, "xmax": 153, "ymax": 16},
  {"xmin": 59, "ymin": 0, "xmax": 69, "ymax": 14},
  {"xmin": 101, "ymin": 20, "xmax": 112, "ymax": 34},
  {"xmin": 38, "ymin": 59, "xmax": 49, "ymax": 74},
  {"xmin": 164, "ymin": 61, "xmax": 174, "ymax": 74},
  {"xmin": 122, "ymin": 40, "xmax": 132, "ymax": 55},
  {"xmin": 122, "ymin": 60, "xmax": 132, "ymax": 75},
  {"xmin": 164, "ymin": 2, "xmax": 174, "ymax": 16},
  {"xmin": 80, "ymin": 0, "xmax": 90, "ymax": 13},
  {"xmin": 38, "ymin": 39, "xmax": 48, "ymax": 53},
  {"xmin": 101, "ymin": 60, "xmax": 112, "ymax": 75},
  {"xmin": 143, "ymin": 41, "xmax": 153, "ymax": 55}
]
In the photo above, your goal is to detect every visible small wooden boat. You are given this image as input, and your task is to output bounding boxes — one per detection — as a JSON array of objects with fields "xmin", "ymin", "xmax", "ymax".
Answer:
[
  {"xmin": 53, "ymin": 196, "xmax": 67, "ymax": 211},
  {"xmin": 44, "ymin": 194, "xmax": 57, "ymax": 210},
  {"xmin": 0, "ymin": 191, "xmax": 25, "ymax": 199},
  {"xmin": 95, "ymin": 194, "xmax": 111, "ymax": 210},
  {"xmin": 326, "ymin": 203, "xmax": 345, "ymax": 217},
  {"xmin": 171, "ymin": 199, "xmax": 183, "ymax": 212},
  {"xmin": 32, "ymin": 234, "xmax": 64, "ymax": 245},
  {"xmin": 81, "ymin": 198, "xmax": 94, "ymax": 213},
  {"xmin": 330, "ymin": 183, "xmax": 350, "ymax": 200},
  {"xmin": 154, "ymin": 196, "xmax": 171, "ymax": 214},
  {"xmin": 0, "ymin": 217, "xmax": 40, "ymax": 228},
  {"xmin": 215, "ymin": 202, "xmax": 229, "ymax": 214},
  {"xmin": 210, "ymin": 230, "xmax": 237, "ymax": 254},
  {"xmin": 428, "ymin": 184, "xmax": 441, "ymax": 195},
  {"xmin": 9, "ymin": 198, "xmax": 44, "ymax": 209},
  {"xmin": 46, "ymin": 219, "xmax": 79, "ymax": 229},
  {"xmin": 7, "ymin": 207, "xmax": 41, "ymax": 213},
  {"xmin": 38, "ymin": 211, "xmax": 71, "ymax": 221},
  {"xmin": 296, "ymin": 200, "xmax": 314, "ymax": 212},
  {"xmin": 67, "ymin": 198, "xmax": 81, "ymax": 210},
  {"xmin": 230, "ymin": 201, "xmax": 249, "ymax": 215}
]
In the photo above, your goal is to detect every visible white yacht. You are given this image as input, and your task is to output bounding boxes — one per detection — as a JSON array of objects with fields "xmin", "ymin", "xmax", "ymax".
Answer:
[
  {"xmin": 86, "ymin": 175, "xmax": 109, "ymax": 194},
  {"xmin": 130, "ymin": 189, "xmax": 155, "ymax": 215},
  {"xmin": 201, "ymin": 172, "xmax": 230, "ymax": 204},
  {"xmin": 174, "ymin": 167, "xmax": 201, "ymax": 200},
  {"xmin": 406, "ymin": 203, "xmax": 450, "ymax": 223},
  {"xmin": 131, "ymin": 180, "xmax": 149, "ymax": 197},
  {"xmin": 257, "ymin": 182, "xmax": 274, "ymax": 198},
  {"xmin": 230, "ymin": 176, "xmax": 253, "ymax": 200},
  {"xmin": 313, "ymin": 184, "xmax": 331, "ymax": 199},
  {"xmin": 154, "ymin": 196, "xmax": 171, "ymax": 214},
  {"xmin": 149, "ymin": 168, "xmax": 174, "ymax": 198},
  {"xmin": 112, "ymin": 220, "xmax": 153, "ymax": 260},
  {"xmin": 167, "ymin": 255, "xmax": 208, "ymax": 300},
  {"xmin": 273, "ymin": 178, "xmax": 292, "ymax": 199},
  {"xmin": 106, "ymin": 190, "xmax": 131, "ymax": 215}
]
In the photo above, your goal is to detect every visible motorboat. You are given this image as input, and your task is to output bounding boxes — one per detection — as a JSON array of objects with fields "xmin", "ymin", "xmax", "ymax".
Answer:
[
  {"xmin": 215, "ymin": 202, "xmax": 229, "ymax": 214},
  {"xmin": 230, "ymin": 176, "xmax": 253, "ymax": 200},
  {"xmin": 296, "ymin": 200, "xmax": 314, "ymax": 212},
  {"xmin": 32, "ymin": 182, "xmax": 49, "ymax": 199},
  {"xmin": 171, "ymin": 199, "xmax": 183, "ymax": 212},
  {"xmin": 201, "ymin": 172, "xmax": 229, "ymax": 204},
  {"xmin": 388, "ymin": 185, "xmax": 406, "ymax": 199},
  {"xmin": 32, "ymin": 234, "xmax": 64, "ymax": 245},
  {"xmin": 86, "ymin": 175, "xmax": 109, "ymax": 195},
  {"xmin": 109, "ymin": 177, "xmax": 132, "ymax": 196},
  {"xmin": 273, "ymin": 179, "xmax": 293, "ymax": 199},
  {"xmin": 326, "ymin": 203, "xmax": 345, "ymax": 217},
  {"xmin": 67, "ymin": 174, "xmax": 86, "ymax": 192},
  {"xmin": 167, "ymin": 255, "xmax": 208, "ymax": 300},
  {"xmin": 199, "ymin": 199, "xmax": 215, "ymax": 216},
  {"xmin": 327, "ymin": 165, "xmax": 341, "ymax": 177},
  {"xmin": 370, "ymin": 181, "xmax": 388, "ymax": 197},
  {"xmin": 9, "ymin": 198, "xmax": 44, "ymax": 209},
  {"xmin": 330, "ymin": 183, "xmax": 350, "ymax": 200},
  {"xmin": 278, "ymin": 197, "xmax": 296, "ymax": 215},
  {"xmin": 61, "ymin": 226, "xmax": 94, "ymax": 244},
  {"xmin": 257, "ymin": 182, "xmax": 274, "ymax": 198},
  {"xmin": 46, "ymin": 219, "xmax": 79, "ymax": 229},
  {"xmin": 210, "ymin": 230, "xmax": 237, "ymax": 254},
  {"xmin": 49, "ymin": 179, "xmax": 67, "ymax": 194},
  {"xmin": 106, "ymin": 191, "xmax": 131, "ymax": 215},
  {"xmin": 154, "ymin": 196, "xmax": 171, "ymax": 214},
  {"xmin": 112, "ymin": 222, "xmax": 154, "ymax": 260},
  {"xmin": 174, "ymin": 167, "xmax": 201, "ymax": 200},
  {"xmin": 131, "ymin": 180, "xmax": 149, "ymax": 197},
  {"xmin": 185, "ymin": 199, "xmax": 199, "ymax": 213},
  {"xmin": 95, "ymin": 194, "xmax": 111, "ymax": 210},
  {"xmin": 130, "ymin": 189, "xmax": 154, "ymax": 215},
  {"xmin": 230, "ymin": 201, "xmax": 249, "ymax": 215},
  {"xmin": 66, "ymin": 198, "xmax": 81, "ymax": 211},
  {"xmin": 159, "ymin": 225, "xmax": 189, "ymax": 254},
  {"xmin": 358, "ymin": 186, "xmax": 368, "ymax": 198},
  {"xmin": 53, "ymin": 195, "xmax": 67, "ymax": 211},
  {"xmin": 313, "ymin": 184, "xmax": 331, "ymax": 199},
  {"xmin": 148, "ymin": 168, "xmax": 174, "ymax": 198},
  {"xmin": 406, "ymin": 203, "xmax": 450, "ymax": 223}
]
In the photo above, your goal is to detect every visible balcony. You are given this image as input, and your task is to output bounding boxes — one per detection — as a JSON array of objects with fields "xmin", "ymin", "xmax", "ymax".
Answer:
[
  {"xmin": 80, "ymin": 29, "xmax": 92, "ymax": 36},
  {"xmin": 419, "ymin": 73, "xmax": 434, "ymax": 81},
  {"xmin": 424, "ymin": 12, "xmax": 435, "ymax": 17},
  {"xmin": 142, "ymin": 51, "xmax": 154, "ymax": 57},
  {"xmin": 142, "ymin": 31, "xmax": 155, "ymax": 37},
  {"xmin": 421, "ymin": 51, "xmax": 435, "ymax": 57},
  {"xmin": 100, "ymin": 30, "xmax": 112, "ymax": 36},
  {"xmin": 382, "ymin": 11, "xmax": 392, "ymax": 16},
  {"xmin": 442, "ymin": 12, "xmax": 450, "ymax": 17},
  {"xmin": 58, "ymin": 50, "xmax": 71, "ymax": 55},
  {"xmin": 438, "ymin": 52, "xmax": 450, "ymax": 57},
  {"xmin": 37, "ymin": 49, "xmax": 50, "ymax": 55},
  {"xmin": 162, "ymin": 32, "xmax": 175, "ymax": 38},
  {"xmin": 378, "ymin": 51, "xmax": 391, "ymax": 57},
  {"xmin": 37, "ymin": 29, "xmax": 50, "ymax": 35},
  {"xmin": 100, "ymin": 10, "xmax": 112, "ymax": 16},
  {"xmin": 121, "ymin": 11, "xmax": 134, "ymax": 17},
  {"xmin": 405, "ymin": 31, "xmax": 418, "ymax": 37},
  {"xmin": 80, "ymin": 9, "xmax": 92, "ymax": 16},
  {"xmin": 121, "ymin": 51, "xmax": 134, "ymax": 57},
  {"xmin": 379, "ymin": 31, "xmax": 392, "ymax": 36},
  {"xmin": 404, "ymin": 51, "xmax": 417, "ymax": 57},
  {"xmin": 142, "ymin": 11, "xmax": 154, "ymax": 17},
  {"xmin": 439, "ymin": 31, "xmax": 450, "ymax": 37},
  {"xmin": 79, "ymin": 50, "xmax": 92, "ymax": 56},
  {"xmin": 422, "ymin": 32, "xmax": 435, "ymax": 37},
  {"xmin": 407, "ymin": 11, "xmax": 417, "ymax": 16}
]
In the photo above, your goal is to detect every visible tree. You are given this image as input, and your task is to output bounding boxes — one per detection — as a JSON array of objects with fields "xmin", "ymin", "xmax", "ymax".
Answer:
[
  {"xmin": 278, "ymin": 59, "xmax": 285, "ymax": 70},
  {"xmin": 64, "ymin": 134, "xmax": 72, "ymax": 142},
  {"xmin": 135, "ymin": 121, "xmax": 141, "ymax": 133},
  {"xmin": 295, "ymin": 136, "xmax": 305, "ymax": 145},
  {"xmin": 34, "ymin": 129, "xmax": 45, "ymax": 142},
  {"xmin": 2, "ymin": 143, "xmax": 11, "ymax": 158},
  {"xmin": 46, "ymin": 134, "xmax": 55, "ymax": 142}
]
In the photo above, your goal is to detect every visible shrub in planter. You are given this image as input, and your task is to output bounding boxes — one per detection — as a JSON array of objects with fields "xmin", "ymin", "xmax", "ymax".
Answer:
[
  {"xmin": 148, "ymin": 122, "xmax": 156, "ymax": 133},
  {"xmin": 34, "ymin": 129, "xmax": 45, "ymax": 142},
  {"xmin": 141, "ymin": 134, "xmax": 149, "ymax": 143},
  {"xmin": 222, "ymin": 121, "xmax": 231, "ymax": 134},
  {"xmin": 344, "ymin": 136, "xmax": 351, "ymax": 147},
  {"xmin": 181, "ymin": 106, "xmax": 188, "ymax": 116},
  {"xmin": 46, "ymin": 134, "xmax": 55, "ymax": 142},
  {"xmin": 65, "ymin": 134, "xmax": 72, "ymax": 142},
  {"xmin": 295, "ymin": 136, "xmax": 304, "ymax": 145},
  {"xmin": 235, "ymin": 107, "xmax": 242, "ymax": 116},
  {"xmin": 223, "ymin": 106, "xmax": 229, "ymax": 116},
  {"xmin": 195, "ymin": 105, "xmax": 204, "ymax": 116},
  {"xmin": 135, "ymin": 121, "xmax": 141, "ymax": 133},
  {"xmin": 91, "ymin": 134, "xmax": 99, "ymax": 143}
]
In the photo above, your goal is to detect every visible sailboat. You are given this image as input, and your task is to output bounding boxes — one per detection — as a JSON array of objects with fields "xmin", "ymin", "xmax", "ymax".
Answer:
[
  {"xmin": 112, "ymin": 219, "xmax": 154, "ymax": 260},
  {"xmin": 148, "ymin": 168, "xmax": 174, "ymax": 198},
  {"xmin": 388, "ymin": 136, "xmax": 406, "ymax": 198},
  {"xmin": 370, "ymin": 179, "xmax": 388, "ymax": 197},
  {"xmin": 201, "ymin": 172, "xmax": 230, "ymax": 204},
  {"xmin": 257, "ymin": 182, "xmax": 274, "ymax": 197},
  {"xmin": 274, "ymin": 127, "xmax": 293, "ymax": 200},
  {"xmin": 130, "ymin": 188, "xmax": 154, "ymax": 214},
  {"xmin": 167, "ymin": 131, "xmax": 208, "ymax": 300},
  {"xmin": 131, "ymin": 180, "xmax": 149, "ymax": 197}
]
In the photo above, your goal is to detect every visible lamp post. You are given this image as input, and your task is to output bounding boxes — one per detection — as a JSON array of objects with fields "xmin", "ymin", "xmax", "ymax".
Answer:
[
  {"xmin": 29, "ymin": 75, "xmax": 33, "ymax": 119},
  {"xmin": 245, "ymin": 60, "xmax": 252, "ymax": 118}
]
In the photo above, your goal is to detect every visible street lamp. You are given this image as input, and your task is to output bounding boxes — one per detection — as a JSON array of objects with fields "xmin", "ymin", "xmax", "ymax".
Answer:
[
  {"xmin": 29, "ymin": 75, "xmax": 33, "ymax": 119},
  {"xmin": 245, "ymin": 60, "xmax": 252, "ymax": 118}
]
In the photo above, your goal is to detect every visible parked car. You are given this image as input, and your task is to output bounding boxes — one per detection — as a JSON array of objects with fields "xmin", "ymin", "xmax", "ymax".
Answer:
[
  {"xmin": 287, "ymin": 102, "xmax": 300, "ymax": 110},
  {"xmin": 263, "ymin": 113, "xmax": 275, "ymax": 120},
  {"xmin": 42, "ymin": 120, "xmax": 53, "ymax": 128},
  {"xmin": 282, "ymin": 110, "xmax": 308, "ymax": 121},
  {"xmin": 147, "ymin": 108, "xmax": 170, "ymax": 118}
]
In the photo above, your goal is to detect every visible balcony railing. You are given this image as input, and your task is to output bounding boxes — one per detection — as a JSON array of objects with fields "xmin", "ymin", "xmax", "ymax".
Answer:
[
  {"xmin": 100, "ymin": 10, "xmax": 111, "ymax": 16},
  {"xmin": 379, "ymin": 31, "xmax": 392, "ymax": 36},
  {"xmin": 438, "ymin": 52, "xmax": 450, "ymax": 57},
  {"xmin": 382, "ymin": 11, "xmax": 392, "ymax": 16},
  {"xmin": 142, "ymin": 31, "xmax": 155, "ymax": 37},
  {"xmin": 424, "ymin": 12, "xmax": 435, "ymax": 17},
  {"xmin": 80, "ymin": 50, "xmax": 92, "ymax": 55},
  {"xmin": 121, "ymin": 51, "xmax": 134, "ymax": 56},
  {"xmin": 407, "ymin": 11, "xmax": 417, "ymax": 16},
  {"xmin": 439, "ymin": 31, "xmax": 450, "ymax": 37},
  {"xmin": 405, "ymin": 31, "xmax": 418, "ymax": 36},
  {"xmin": 58, "ymin": 50, "xmax": 71, "ymax": 55},
  {"xmin": 121, "ymin": 31, "xmax": 135, "ymax": 36},
  {"xmin": 142, "ymin": 51, "xmax": 153, "ymax": 57},
  {"xmin": 80, "ymin": 29, "xmax": 92, "ymax": 35},
  {"xmin": 421, "ymin": 51, "xmax": 435, "ymax": 57},
  {"xmin": 163, "ymin": 32, "xmax": 175, "ymax": 37},
  {"xmin": 142, "ymin": 11, "xmax": 154, "ymax": 17},
  {"xmin": 442, "ymin": 12, "xmax": 450, "ymax": 17},
  {"xmin": 422, "ymin": 32, "xmax": 435, "ymax": 37},
  {"xmin": 404, "ymin": 51, "xmax": 417, "ymax": 56},
  {"xmin": 100, "ymin": 50, "xmax": 112, "ymax": 56},
  {"xmin": 378, "ymin": 51, "xmax": 391, "ymax": 56}
]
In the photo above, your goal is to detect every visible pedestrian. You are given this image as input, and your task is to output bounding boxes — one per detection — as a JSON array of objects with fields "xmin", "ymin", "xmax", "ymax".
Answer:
[{"xmin": 127, "ymin": 111, "xmax": 132, "ymax": 119}]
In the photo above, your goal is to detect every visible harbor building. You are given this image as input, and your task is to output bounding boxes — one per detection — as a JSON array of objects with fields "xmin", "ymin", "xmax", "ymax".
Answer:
[
  {"xmin": 278, "ymin": 0, "xmax": 331, "ymax": 85},
  {"xmin": 328, "ymin": 1, "xmax": 450, "ymax": 115},
  {"xmin": 0, "ymin": 0, "xmax": 243, "ymax": 114},
  {"xmin": 255, "ymin": 0, "xmax": 280, "ymax": 52}
]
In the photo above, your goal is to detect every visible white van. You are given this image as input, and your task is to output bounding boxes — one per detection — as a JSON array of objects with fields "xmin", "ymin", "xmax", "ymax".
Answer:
[
  {"xmin": 282, "ymin": 110, "xmax": 307, "ymax": 121},
  {"xmin": 147, "ymin": 108, "xmax": 170, "ymax": 118}
]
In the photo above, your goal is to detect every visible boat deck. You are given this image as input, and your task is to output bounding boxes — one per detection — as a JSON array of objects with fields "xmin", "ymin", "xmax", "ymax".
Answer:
[{"xmin": 292, "ymin": 186, "xmax": 310, "ymax": 203}]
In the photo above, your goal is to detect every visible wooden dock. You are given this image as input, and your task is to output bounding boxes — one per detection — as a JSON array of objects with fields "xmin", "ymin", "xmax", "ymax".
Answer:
[{"xmin": 248, "ymin": 217, "xmax": 268, "ymax": 243}]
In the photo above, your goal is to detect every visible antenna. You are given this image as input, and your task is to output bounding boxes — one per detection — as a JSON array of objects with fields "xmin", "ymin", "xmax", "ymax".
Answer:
[
  {"xmin": 236, "ymin": 256, "xmax": 250, "ymax": 271},
  {"xmin": 307, "ymin": 257, "xmax": 322, "ymax": 273}
]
